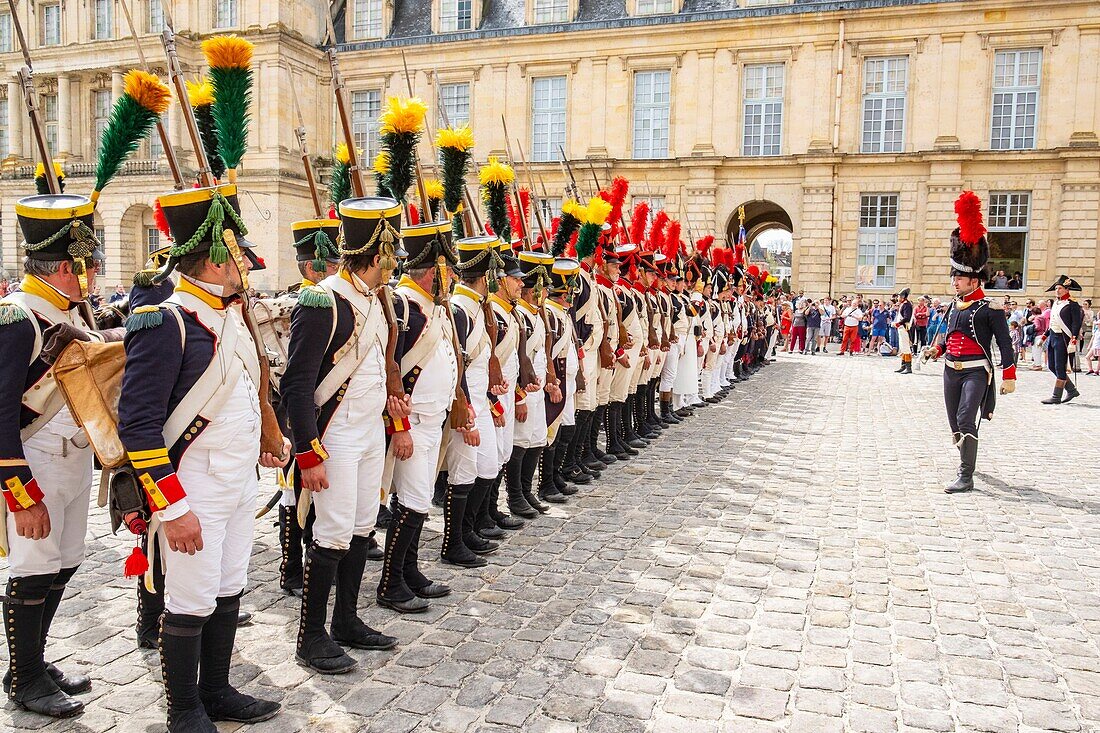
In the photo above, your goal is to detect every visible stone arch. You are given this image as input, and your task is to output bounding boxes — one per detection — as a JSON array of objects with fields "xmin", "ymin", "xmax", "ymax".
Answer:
[{"xmin": 724, "ymin": 200, "xmax": 794, "ymax": 251}]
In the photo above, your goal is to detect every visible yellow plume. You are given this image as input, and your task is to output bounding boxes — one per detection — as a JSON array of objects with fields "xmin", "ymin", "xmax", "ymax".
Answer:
[
  {"xmin": 478, "ymin": 156, "xmax": 515, "ymax": 187},
  {"xmin": 186, "ymin": 79, "xmax": 215, "ymax": 108},
  {"xmin": 378, "ymin": 96, "xmax": 428, "ymax": 136},
  {"xmin": 124, "ymin": 70, "xmax": 172, "ymax": 115},
  {"xmin": 373, "ymin": 151, "xmax": 391, "ymax": 176},
  {"xmin": 335, "ymin": 143, "xmax": 362, "ymax": 165},
  {"xmin": 425, "ymin": 179, "xmax": 444, "ymax": 200},
  {"xmin": 583, "ymin": 197, "xmax": 612, "ymax": 226},
  {"xmin": 35, "ymin": 161, "xmax": 65, "ymax": 179},
  {"xmin": 561, "ymin": 199, "xmax": 585, "ymax": 219},
  {"xmin": 202, "ymin": 35, "xmax": 253, "ymax": 69},
  {"xmin": 436, "ymin": 125, "xmax": 474, "ymax": 152}
]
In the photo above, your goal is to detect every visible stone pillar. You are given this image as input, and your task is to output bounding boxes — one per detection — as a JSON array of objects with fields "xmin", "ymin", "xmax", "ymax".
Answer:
[
  {"xmin": 934, "ymin": 34, "xmax": 963, "ymax": 150},
  {"xmin": 57, "ymin": 74, "xmax": 71, "ymax": 157},
  {"xmin": 1071, "ymin": 27, "xmax": 1100, "ymax": 148},
  {"xmin": 111, "ymin": 70, "xmax": 124, "ymax": 103},
  {"xmin": 587, "ymin": 57, "xmax": 608, "ymax": 158},
  {"xmin": 7, "ymin": 79, "xmax": 22, "ymax": 158},
  {"xmin": 691, "ymin": 50, "xmax": 715, "ymax": 156}
]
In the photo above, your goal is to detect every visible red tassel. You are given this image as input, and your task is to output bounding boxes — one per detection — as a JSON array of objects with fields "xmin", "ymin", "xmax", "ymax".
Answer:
[
  {"xmin": 153, "ymin": 200, "xmax": 172, "ymax": 240},
  {"xmin": 327, "ymin": 206, "xmax": 338, "ymax": 219},
  {"xmin": 955, "ymin": 190, "xmax": 985, "ymax": 246},
  {"xmin": 124, "ymin": 545, "xmax": 149, "ymax": 578},
  {"xmin": 408, "ymin": 203, "xmax": 420, "ymax": 226}
]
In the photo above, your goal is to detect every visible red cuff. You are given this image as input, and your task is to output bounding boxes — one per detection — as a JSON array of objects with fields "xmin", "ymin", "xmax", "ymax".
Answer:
[
  {"xmin": 577, "ymin": 348, "xmax": 585, "ymax": 360},
  {"xmin": 3, "ymin": 477, "xmax": 44, "ymax": 512},
  {"xmin": 139, "ymin": 472, "xmax": 186, "ymax": 512},
  {"xmin": 1002, "ymin": 365, "xmax": 1017, "ymax": 381},
  {"xmin": 490, "ymin": 400, "xmax": 505, "ymax": 418},
  {"xmin": 515, "ymin": 387, "xmax": 527, "ymax": 402},
  {"xmin": 384, "ymin": 414, "xmax": 412, "ymax": 435},
  {"xmin": 615, "ymin": 347, "xmax": 625, "ymax": 358}
]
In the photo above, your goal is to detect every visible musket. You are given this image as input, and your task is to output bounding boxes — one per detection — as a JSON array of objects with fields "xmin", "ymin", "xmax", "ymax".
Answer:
[
  {"xmin": 557, "ymin": 145, "xmax": 583, "ymax": 200},
  {"xmin": 6, "ymin": 0, "xmax": 59, "ymax": 193},
  {"xmin": 588, "ymin": 160, "xmax": 631, "ymax": 241},
  {"xmin": 288, "ymin": 69, "xmax": 323, "ymax": 218},
  {"xmin": 119, "ymin": 0, "xmax": 183, "ymax": 189},
  {"xmin": 160, "ymin": 5, "xmax": 286, "ymax": 458},
  {"xmin": 322, "ymin": 14, "xmax": 405, "ymax": 402}
]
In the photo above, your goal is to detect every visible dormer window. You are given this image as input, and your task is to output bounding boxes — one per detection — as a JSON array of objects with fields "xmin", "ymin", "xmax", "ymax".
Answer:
[
  {"xmin": 532, "ymin": 0, "xmax": 569, "ymax": 24},
  {"xmin": 351, "ymin": 0, "xmax": 384, "ymax": 39},
  {"xmin": 635, "ymin": 0, "xmax": 673, "ymax": 15},
  {"xmin": 440, "ymin": 0, "xmax": 472, "ymax": 32}
]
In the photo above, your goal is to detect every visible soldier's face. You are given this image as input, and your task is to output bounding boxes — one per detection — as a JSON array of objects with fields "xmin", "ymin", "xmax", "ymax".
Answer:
[
  {"xmin": 951, "ymin": 276, "xmax": 979, "ymax": 296},
  {"xmin": 500, "ymin": 274, "xmax": 523, "ymax": 301}
]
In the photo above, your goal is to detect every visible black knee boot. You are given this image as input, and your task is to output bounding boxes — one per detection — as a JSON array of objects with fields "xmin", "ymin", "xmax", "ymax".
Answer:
[
  {"xmin": 279, "ymin": 505, "xmax": 304, "ymax": 597},
  {"xmin": 505, "ymin": 447, "xmax": 538, "ymax": 518},
  {"xmin": 485, "ymin": 471, "xmax": 525, "ymax": 529},
  {"xmin": 625, "ymin": 394, "xmax": 648, "ymax": 447},
  {"xmin": 403, "ymin": 511, "xmax": 451, "ymax": 600},
  {"xmin": 332, "ymin": 536, "xmax": 399, "ymax": 650},
  {"xmin": 562, "ymin": 419, "xmax": 592, "ymax": 483},
  {"xmin": 33, "ymin": 566, "xmax": 90, "ymax": 695},
  {"xmin": 200, "ymin": 593, "xmax": 280, "ymax": 723},
  {"xmin": 376, "ymin": 506, "xmax": 430, "ymax": 614},
  {"xmin": 136, "ymin": 546, "xmax": 165, "ymax": 649},
  {"xmin": 647, "ymin": 381, "xmax": 663, "ymax": 431},
  {"xmin": 296, "ymin": 543, "xmax": 357, "ymax": 674},
  {"xmin": 160, "ymin": 612, "xmax": 215, "ymax": 732},
  {"xmin": 592, "ymin": 405, "xmax": 615, "ymax": 464},
  {"xmin": 466, "ymin": 478, "xmax": 504, "ymax": 543},
  {"xmin": 4, "ymin": 574, "xmax": 84, "ymax": 718},
  {"xmin": 555, "ymin": 426, "xmax": 580, "ymax": 494},
  {"xmin": 538, "ymin": 439, "xmax": 567, "ymax": 503},
  {"xmin": 432, "ymin": 471, "xmax": 448, "ymax": 508},
  {"xmin": 580, "ymin": 410, "xmax": 606, "ymax": 473},
  {"xmin": 441, "ymin": 483, "xmax": 485, "ymax": 567},
  {"xmin": 522, "ymin": 447, "xmax": 550, "ymax": 512}
]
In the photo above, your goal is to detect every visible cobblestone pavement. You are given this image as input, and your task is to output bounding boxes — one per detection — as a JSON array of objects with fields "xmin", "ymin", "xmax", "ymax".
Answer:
[{"xmin": 4, "ymin": 352, "xmax": 1100, "ymax": 733}]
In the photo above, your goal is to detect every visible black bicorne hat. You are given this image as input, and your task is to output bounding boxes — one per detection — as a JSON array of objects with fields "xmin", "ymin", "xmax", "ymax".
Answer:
[
  {"xmin": 1046, "ymin": 274, "xmax": 1082, "ymax": 292},
  {"xmin": 338, "ymin": 196, "xmax": 404, "ymax": 270}
]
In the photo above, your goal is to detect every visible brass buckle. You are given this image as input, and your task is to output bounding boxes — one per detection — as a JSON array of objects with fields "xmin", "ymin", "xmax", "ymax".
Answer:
[{"xmin": 953, "ymin": 361, "xmax": 963, "ymax": 371}]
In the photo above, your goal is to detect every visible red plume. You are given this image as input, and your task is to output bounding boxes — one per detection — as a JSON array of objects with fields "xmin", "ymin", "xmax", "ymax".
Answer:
[
  {"xmin": 607, "ymin": 177, "xmax": 630, "ymax": 241},
  {"xmin": 327, "ymin": 206, "xmax": 337, "ymax": 219},
  {"xmin": 153, "ymin": 200, "xmax": 172, "ymax": 241},
  {"xmin": 629, "ymin": 202, "xmax": 650, "ymax": 247},
  {"xmin": 566, "ymin": 231, "xmax": 578, "ymax": 258},
  {"xmin": 550, "ymin": 216, "xmax": 561, "ymax": 240},
  {"xmin": 485, "ymin": 221, "xmax": 495, "ymax": 236},
  {"xmin": 506, "ymin": 195, "xmax": 519, "ymax": 238},
  {"xmin": 734, "ymin": 243, "xmax": 746, "ymax": 266},
  {"xmin": 664, "ymin": 220, "xmax": 681, "ymax": 262},
  {"xmin": 955, "ymin": 190, "xmax": 985, "ymax": 246},
  {"xmin": 408, "ymin": 203, "xmax": 420, "ymax": 225},
  {"xmin": 517, "ymin": 188, "xmax": 532, "ymax": 238},
  {"xmin": 695, "ymin": 235, "xmax": 714, "ymax": 261},
  {"xmin": 747, "ymin": 264, "xmax": 761, "ymax": 279},
  {"xmin": 647, "ymin": 211, "xmax": 670, "ymax": 253}
]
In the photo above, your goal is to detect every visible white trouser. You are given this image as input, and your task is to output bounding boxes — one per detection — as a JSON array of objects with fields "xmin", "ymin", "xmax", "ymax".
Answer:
[
  {"xmin": 768, "ymin": 329, "xmax": 779, "ymax": 354},
  {"xmin": 574, "ymin": 342, "xmax": 600, "ymax": 412},
  {"xmin": 164, "ymin": 376, "xmax": 261, "ymax": 616},
  {"xmin": 447, "ymin": 402, "xmax": 498, "ymax": 484},
  {"xmin": 6, "ymin": 423, "xmax": 92, "ymax": 577},
  {"xmin": 611, "ymin": 343, "xmax": 642, "ymax": 402},
  {"xmin": 898, "ymin": 325, "xmax": 912, "ymax": 356},
  {"xmin": 560, "ymin": 348, "xmax": 579, "ymax": 427},
  {"xmin": 513, "ymin": 388, "xmax": 547, "ymax": 449},
  {"xmin": 494, "ymin": 388, "xmax": 517, "ymax": 467},
  {"xmin": 660, "ymin": 340, "xmax": 681, "ymax": 392},
  {"xmin": 595, "ymin": 360, "xmax": 614, "ymax": 406},
  {"xmin": 673, "ymin": 338, "xmax": 699, "ymax": 397},
  {"xmin": 312, "ymin": 396, "xmax": 386, "ymax": 550},
  {"xmin": 391, "ymin": 409, "xmax": 446, "ymax": 513}
]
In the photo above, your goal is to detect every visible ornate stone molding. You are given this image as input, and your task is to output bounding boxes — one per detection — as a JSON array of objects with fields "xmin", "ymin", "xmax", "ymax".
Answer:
[{"xmin": 977, "ymin": 28, "xmax": 1063, "ymax": 50}]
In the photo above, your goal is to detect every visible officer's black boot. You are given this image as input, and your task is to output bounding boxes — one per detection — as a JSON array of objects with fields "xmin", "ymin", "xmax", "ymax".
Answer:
[
  {"xmin": 637, "ymin": 388, "xmax": 659, "ymax": 439},
  {"xmin": 4, "ymin": 574, "xmax": 84, "ymax": 718},
  {"xmin": 555, "ymin": 426, "xmax": 580, "ymax": 494},
  {"xmin": 606, "ymin": 403, "xmax": 629, "ymax": 460},
  {"xmin": 403, "ymin": 511, "xmax": 452, "ymax": 600},
  {"xmin": 432, "ymin": 471, "xmax": 448, "ymax": 508},
  {"xmin": 505, "ymin": 447, "xmax": 538, "ymax": 518},
  {"xmin": 619, "ymin": 401, "xmax": 642, "ymax": 454},
  {"xmin": 462, "ymin": 480, "xmax": 500, "ymax": 554},
  {"xmin": 441, "ymin": 483, "xmax": 484, "ymax": 567},
  {"xmin": 199, "ymin": 593, "xmax": 280, "ymax": 723},
  {"xmin": 592, "ymin": 405, "xmax": 615, "ymax": 464},
  {"xmin": 296, "ymin": 544, "xmax": 357, "ymax": 674},
  {"xmin": 1042, "ymin": 386, "xmax": 1065, "ymax": 405},
  {"xmin": 521, "ymin": 447, "xmax": 551, "ymax": 513},
  {"xmin": 331, "ymin": 536, "xmax": 399, "ymax": 650},
  {"xmin": 1064, "ymin": 380, "xmax": 1080, "ymax": 403},
  {"xmin": 485, "ymin": 471, "xmax": 525, "ymax": 530},
  {"xmin": 161, "ymin": 612, "xmax": 215, "ymax": 732},
  {"xmin": 580, "ymin": 410, "xmax": 606, "ymax": 473},
  {"xmin": 660, "ymin": 397, "xmax": 678, "ymax": 425},
  {"xmin": 376, "ymin": 506, "xmax": 430, "ymax": 613},
  {"xmin": 945, "ymin": 434, "xmax": 978, "ymax": 494},
  {"xmin": 646, "ymin": 381, "xmax": 664, "ymax": 432},
  {"xmin": 279, "ymin": 505, "xmax": 304, "ymax": 597},
  {"xmin": 563, "ymin": 419, "xmax": 593, "ymax": 484},
  {"xmin": 538, "ymin": 440, "xmax": 568, "ymax": 504}
]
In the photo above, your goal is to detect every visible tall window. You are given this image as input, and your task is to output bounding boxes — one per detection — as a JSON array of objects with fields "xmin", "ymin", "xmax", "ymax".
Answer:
[
  {"xmin": 856, "ymin": 194, "xmax": 898, "ymax": 288},
  {"xmin": 991, "ymin": 49, "xmax": 1041, "ymax": 150},
  {"xmin": 95, "ymin": 226, "xmax": 106, "ymax": 276},
  {"xmin": 537, "ymin": 197, "xmax": 562, "ymax": 234},
  {"xmin": 352, "ymin": 0, "xmax": 383, "ymax": 39},
  {"xmin": 533, "ymin": 0, "xmax": 569, "ymax": 23},
  {"xmin": 0, "ymin": 100, "xmax": 8, "ymax": 157},
  {"xmin": 635, "ymin": 0, "xmax": 674, "ymax": 14},
  {"xmin": 43, "ymin": 94, "xmax": 58, "ymax": 155},
  {"xmin": 742, "ymin": 63, "xmax": 784, "ymax": 156},
  {"xmin": 41, "ymin": 3, "xmax": 61, "ymax": 46},
  {"xmin": 145, "ymin": 226, "xmax": 161, "ymax": 258},
  {"xmin": 439, "ymin": 83, "xmax": 470, "ymax": 127},
  {"xmin": 634, "ymin": 196, "xmax": 666, "ymax": 224},
  {"xmin": 147, "ymin": 113, "xmax": 167, "ymax": 158},
  {"xmin": 986, "ymin": 192, "xmax": 1030, "ymax": 289},
  {"xmin": 148, "ymin": 0, "xmax": 165, "ymax": 33},
  {"xmin": 93, "ymin": 0, "xmax": 113, "ymax": 40},
  {"xmin": 632, "ymin": 70, "xmax": 671, "ymax": 159},
  {"xmin": 94, "ymin": 90, "xmax": 112, "ymax": 157},
  {"xmin": 214, "ymin": 0, "xmax": 238, "ymax": 29},
  {"xmin": 0, "ymin": 11, "xmax": 12, "ymax": 52},
  {"xmin": 531, "ymin": 76, "xmax": 566, "ymax": 162},
  {"xmin": 439, "ymin": 0, "xmax": 472, "ymax": 32},
  {"xmin": 861, "ymin": 57, "xmax": 907, "ymax": 153},
  {"xmin": 350, "ymin": 89, "xmax": 381, "ymax": 159}
]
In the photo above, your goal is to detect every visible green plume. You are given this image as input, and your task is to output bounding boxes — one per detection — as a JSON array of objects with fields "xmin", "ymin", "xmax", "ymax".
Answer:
[
  {"xmin": 207, "ymin": 65, "xmax": 251, "ymax": 171},
  {"xmin": 483, "ymin": 183, "xmax": 510, "ymax": 243},
  {"xmin": 330, "ymin": 159, "xmax": 351, "ymax": 208},
  {"xmin": 94, "ymin": 94, "xmax": 162, "ymax": 194},
  {"xmin": 193, "ymin": 103, "xmax": 227, "ymax": 180}
]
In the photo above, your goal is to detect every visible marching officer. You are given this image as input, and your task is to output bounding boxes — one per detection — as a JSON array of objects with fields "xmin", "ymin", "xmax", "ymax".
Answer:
[
  {"xmin": 281, "ymin": 197, "xmax": 407, "ymax": 674},
  {"xmin": 922, "ymin": 192, "xmax": 1015, "ymax": 494},
  {"xmin": 895, "ymin": 288, "xmax": 915, "ymax": 374},
  {"xmin": 1041, "ymin": 275, "xmax": 1084, "ymax": 405},
  {"xmin": 117, "ymin": 183, "xmax": 287, "ymax": 730},
  {"xmin": 1, "ymin": 193, "xmax": 106, "ymax": 718}
]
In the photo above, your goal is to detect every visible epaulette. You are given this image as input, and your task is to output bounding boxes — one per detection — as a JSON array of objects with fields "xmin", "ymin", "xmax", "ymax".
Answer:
[
  {"xmin": 126, "ymin": 305, "xmax": 165, "ymax": 332},
  {"xmin": 298, "ymin": 285, "xmax": 333, "ymax": 309},
  {"xmin": 0, "ymin": 302, "xmax": 29, "ymax": 326}
]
